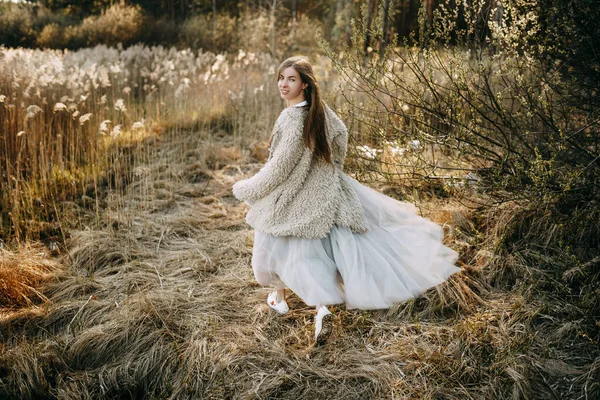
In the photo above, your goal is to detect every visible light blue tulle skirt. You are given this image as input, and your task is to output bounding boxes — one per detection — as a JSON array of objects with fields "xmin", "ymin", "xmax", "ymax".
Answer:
[{"xmin": 251, "ymin": 173, "xmax": 460, "ymax": 310}]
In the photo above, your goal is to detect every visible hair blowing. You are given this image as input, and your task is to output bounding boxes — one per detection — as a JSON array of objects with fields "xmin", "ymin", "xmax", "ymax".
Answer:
[{"xmin": 277, "ymin": 56, "xmax": 332, "ymax": 164}]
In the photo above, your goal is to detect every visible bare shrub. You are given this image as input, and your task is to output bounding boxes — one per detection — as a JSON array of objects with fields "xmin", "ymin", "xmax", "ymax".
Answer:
[
  {"xmin": 179, "ymin": 13, "xmax": 237, "ymax": 52},
  {"xmin": 322, "ymin": 1, "xmax": 599, "ymax": 203},
  {"xmin": 67, "ymin": 3, "xmax": 145, "ymax": 48},
  {"xmin": 0, "ymin": 3, "xmax": 36, "ymax": 47},
  {"xmin": 237, "ymin": 13, "xmax": 272, "ymax": 53},
  {"xmin": 282, "ymin": 14, "xmax": 325, "ymax": 55},
  {"xmin": 35, "ymin": 23, "xmax": 65, "ymax": 49}
]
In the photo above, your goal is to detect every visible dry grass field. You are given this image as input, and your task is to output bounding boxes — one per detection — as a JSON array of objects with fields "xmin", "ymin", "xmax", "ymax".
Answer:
[
  {"xmin": 0, "ymin": 122, "xmax": 485, "ymax": 399},
  {"xmin": 1, "ymin": 45, "xmax": 598, "ymax": 399}
]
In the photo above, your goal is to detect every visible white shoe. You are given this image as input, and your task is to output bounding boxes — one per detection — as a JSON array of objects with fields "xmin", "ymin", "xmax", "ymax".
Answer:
[
  {"xmin": 314, "ymin": 306, "xmax": 333, "ymax": 344},
  {"xmin": 267, "ymin": 290, "xmax": 289, "ymax": 314}
]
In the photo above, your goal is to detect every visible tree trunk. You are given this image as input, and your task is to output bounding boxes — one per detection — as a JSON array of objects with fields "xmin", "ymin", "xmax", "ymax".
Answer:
[
  {"xmin": 291, "ymin": 0, "xmax": 297, "ymax": 43},
  {"xmin": 344, "ymin": 0, "xmax": 352, "ymax": 45},
  {"xmin": 363, "ymin": 0, "xmax": 374, "ymax": 55},
  {"xmin": 334, "ymin": 0, "xmax": 344, "ymax": 40},
  {"xmin": 269, "ymin": 0, "xmax": 278, "ymax": 56},
  {"xmin": 379, "ymin": 0, "xmax": 391, "ymax": 56},
  {"xmin": 333, "ymin": 0, "xmax": 352, "ymax": 43},
  {"xmin": 292, "ymin": 0, "xmax": 297, "ymax": 23},
  {"xmin": 425, "ymin": 0, "xmax": 434, "ymax": 22},
  {"xmin": 398, "ymin": 0, "xmax": 410, "ymax": 38},
  {"xmin": 212, "ymin": 0, "xmax": 217, "ymax": 38}
]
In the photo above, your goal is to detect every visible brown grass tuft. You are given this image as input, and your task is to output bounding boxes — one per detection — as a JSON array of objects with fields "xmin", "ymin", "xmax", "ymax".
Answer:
[{"xmin": 0, "ymin": 246, "xmax": 60, "ymax": 309}]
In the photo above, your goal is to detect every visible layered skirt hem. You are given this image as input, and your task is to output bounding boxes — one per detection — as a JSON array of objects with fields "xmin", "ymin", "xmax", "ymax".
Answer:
[{"xmin": 251, "ymin": 174, "xmax": 460, "ymax": 310}]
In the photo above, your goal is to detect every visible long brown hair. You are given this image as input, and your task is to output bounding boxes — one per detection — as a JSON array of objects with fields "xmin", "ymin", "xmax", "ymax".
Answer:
[{"xmin": 277, "ymin": 56, "xmax": 332, "ymax": 164}]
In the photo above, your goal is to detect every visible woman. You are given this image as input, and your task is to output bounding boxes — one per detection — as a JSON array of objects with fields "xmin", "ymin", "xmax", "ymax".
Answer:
[{"xmin": 232, "ymin": 56, "xmax": 460, "ymax": 344}]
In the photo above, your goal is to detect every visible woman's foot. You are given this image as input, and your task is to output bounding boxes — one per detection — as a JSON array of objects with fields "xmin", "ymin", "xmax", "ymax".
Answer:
[
  {"xmin": 314, "ymin": 305, "xmax": 333, "ymax": 345},
  {"xmin": 267, "ymin": 290, "xmax": 289, "ymax": 314}
]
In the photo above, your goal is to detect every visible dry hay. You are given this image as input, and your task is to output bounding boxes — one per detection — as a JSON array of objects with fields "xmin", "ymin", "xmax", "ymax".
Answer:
[
  {"xmin": 0, "ymin": 245, "xmax": 61, "ymax": 310},
  {"xmin": 1, "ymin": 129, "xmax": 598, "ymax": 400}
]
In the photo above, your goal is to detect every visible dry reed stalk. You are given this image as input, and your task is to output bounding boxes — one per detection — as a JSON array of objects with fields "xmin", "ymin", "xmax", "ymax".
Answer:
[{"xmin": 0, "ymin": 46, "xmax": 288, "ymax": 241}]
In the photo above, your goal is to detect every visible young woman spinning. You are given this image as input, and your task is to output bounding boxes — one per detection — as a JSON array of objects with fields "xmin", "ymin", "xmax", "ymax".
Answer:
[{"xmin": 232, "ymin": 56, "xmax": 460, "ymax": 344}]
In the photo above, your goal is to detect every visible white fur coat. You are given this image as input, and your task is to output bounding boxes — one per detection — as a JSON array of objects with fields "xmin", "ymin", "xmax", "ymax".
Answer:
[{"xmin": 232, "ymin": 104, "xmax": 369, "ymax": 239}]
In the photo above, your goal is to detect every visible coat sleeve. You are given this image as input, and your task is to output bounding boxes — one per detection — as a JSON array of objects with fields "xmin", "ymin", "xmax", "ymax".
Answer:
[
  {"xmin": 232, "ymin": 120, "xmax": 306, "ymax": 203},
  {"xmin": 331, "ymin": 128, "xmax": 348, "ymax": 170},
  {"xmin": 330, "ymin": 118, "xmax": 348, "ymax": 170},
  {"xmin": 324, "ymin": 104, "xmax": 349, "ymax": 170}
]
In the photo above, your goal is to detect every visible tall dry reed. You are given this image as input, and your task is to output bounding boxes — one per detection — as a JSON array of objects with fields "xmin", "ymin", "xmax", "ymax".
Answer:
[{"xmin": 0, "ymin": 45, "xmax": 295, "ymax": 242}]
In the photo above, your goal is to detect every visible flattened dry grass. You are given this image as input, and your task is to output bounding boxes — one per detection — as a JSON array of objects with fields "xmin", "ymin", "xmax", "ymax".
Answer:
[{"xmin": 1, "ymin": 126, "xmax": 598, "ymax": 399}]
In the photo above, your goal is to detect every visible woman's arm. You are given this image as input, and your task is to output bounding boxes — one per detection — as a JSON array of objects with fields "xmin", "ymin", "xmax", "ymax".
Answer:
[{"xmin": 232, "ymin": 122, "xmax": 306, "ymax": 202}]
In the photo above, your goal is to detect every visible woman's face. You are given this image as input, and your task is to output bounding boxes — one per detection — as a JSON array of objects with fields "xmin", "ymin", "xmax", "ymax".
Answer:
[{"xmin": 278, "ymin": 66, "xmax": 308, "ymax": 105}]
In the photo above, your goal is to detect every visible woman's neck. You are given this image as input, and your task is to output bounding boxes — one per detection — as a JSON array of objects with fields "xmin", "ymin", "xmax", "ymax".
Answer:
[{"xmin": 286, "ymin": 96, "xmax": 306, "ymax": 107}]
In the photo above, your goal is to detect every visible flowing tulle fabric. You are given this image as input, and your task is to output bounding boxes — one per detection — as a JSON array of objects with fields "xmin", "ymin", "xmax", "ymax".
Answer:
[{"xmin": 251, "ymin": 173, "xmax": 461, "ymax": 310}]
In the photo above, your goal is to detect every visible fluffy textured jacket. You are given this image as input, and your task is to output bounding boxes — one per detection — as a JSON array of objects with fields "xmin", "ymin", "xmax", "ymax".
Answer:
[{"xmin": 232, "ymin": 104, "xmax": 370, "ymax": 239}]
